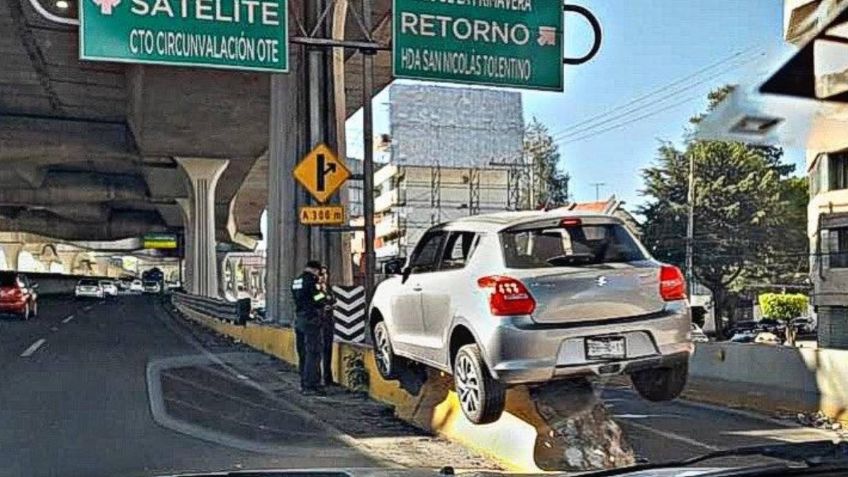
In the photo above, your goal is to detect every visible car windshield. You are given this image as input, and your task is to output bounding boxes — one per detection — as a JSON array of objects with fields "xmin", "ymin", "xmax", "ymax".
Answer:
[
  {"xmin": 501, "ymin": 223, "xmax": 646, "ymax": 268},
  {"xmin": 79, "ymin": 280, "xmax": 99, "ymax": 286}
]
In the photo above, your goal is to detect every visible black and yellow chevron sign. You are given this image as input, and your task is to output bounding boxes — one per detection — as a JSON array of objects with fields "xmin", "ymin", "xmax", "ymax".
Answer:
[{"xmin": 332, "ymin": 285, "xmax": 366, "ymax": 343}]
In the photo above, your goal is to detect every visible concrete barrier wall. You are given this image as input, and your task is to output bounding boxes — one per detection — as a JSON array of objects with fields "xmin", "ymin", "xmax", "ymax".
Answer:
[
  {"xmin": 173, "ymin": 304, "xmax": 635, "ymax": 472},
  {"xmin": 689, "ymin": 342, "xmax": 848, "ymax": 421}
]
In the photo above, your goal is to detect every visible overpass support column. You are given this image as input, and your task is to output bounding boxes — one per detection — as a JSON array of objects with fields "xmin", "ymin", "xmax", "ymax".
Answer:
[
  {"xmin": 2, "ymin": 243, "xmax": 22, "ymax": 271},
  {"xmin": 176, "ymin": 158, "xmax": 229, "ymax": 298}
]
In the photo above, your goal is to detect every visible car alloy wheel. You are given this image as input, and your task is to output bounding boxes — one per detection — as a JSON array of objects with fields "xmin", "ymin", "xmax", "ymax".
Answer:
[
  {"xmin": 373, "ymin": 322, "xmax": 393, "ymax": 378},
  {"xmin": 455, "ymin": 353, "xmax": 481, "ymax": 415}
]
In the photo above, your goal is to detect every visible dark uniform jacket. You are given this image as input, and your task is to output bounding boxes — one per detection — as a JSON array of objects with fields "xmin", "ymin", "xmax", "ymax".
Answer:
[{"xmin": 291, "ymin": 271, "xmax": 330, "ymax": 330}]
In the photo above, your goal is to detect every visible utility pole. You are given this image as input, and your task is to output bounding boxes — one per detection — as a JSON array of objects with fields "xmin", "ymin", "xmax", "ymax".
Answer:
[
  {"xmin": 590, "ymin": 182, "xmax": 606, "ymax": 201},
  {"xmin": 361, "ymin": 0, "xmax": 377, "ymax": 301},
  {"xmin": 686, "ymin": 153, "xmax": 695, "ymax": 294}
]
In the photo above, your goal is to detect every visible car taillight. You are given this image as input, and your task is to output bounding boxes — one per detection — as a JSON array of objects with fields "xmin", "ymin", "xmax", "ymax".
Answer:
[
  {"xmin": 477, "ymin": 275, "xmax": 536, "ymax": 316},
  {"xmin": 659, "ymin": 265, "xmax": 686, "ymax": 301}
]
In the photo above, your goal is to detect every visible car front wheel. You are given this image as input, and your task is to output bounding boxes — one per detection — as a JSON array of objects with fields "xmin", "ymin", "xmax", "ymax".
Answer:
[
  {"xmin": 454, "ymin": 344, "xmax": 506, "ymax": 425},
  {"xmin": 372, "ymin": 321, "xmax": 402, "ymax": 380},
  {"xmin": 631, "ymin": 361, "xmax": 688, "ymax": 402}
]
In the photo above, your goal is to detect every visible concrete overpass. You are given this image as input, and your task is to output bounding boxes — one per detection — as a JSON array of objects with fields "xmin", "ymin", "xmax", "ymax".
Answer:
[{"xmin": 1, "ymin": 0, "xmax": 393, "ymax": 297}]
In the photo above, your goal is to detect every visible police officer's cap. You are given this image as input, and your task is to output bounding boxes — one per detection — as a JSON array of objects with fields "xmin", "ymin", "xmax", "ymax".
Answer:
[{"xmin": 305, "ymin": 260, "xmax": 322, "ymax": 270}]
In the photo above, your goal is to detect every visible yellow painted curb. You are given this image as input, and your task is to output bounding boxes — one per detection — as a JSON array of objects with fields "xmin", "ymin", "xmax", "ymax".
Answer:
[{"xmin": 176, "ymin": 305, "xmax": 628, "ymax": 471}]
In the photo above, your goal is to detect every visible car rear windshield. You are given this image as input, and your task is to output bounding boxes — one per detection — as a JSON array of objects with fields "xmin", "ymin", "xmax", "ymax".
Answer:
[
  {"xmin": 0, "ymin": 273, "xmax": 17, "ymax": 287},
  {"xmin": 501, "ymin": 223, "xmax": 646, "ymax": 268},
  {"xmin": 79, "ymin": 279, "xmax": 98, "ymax": 286}
]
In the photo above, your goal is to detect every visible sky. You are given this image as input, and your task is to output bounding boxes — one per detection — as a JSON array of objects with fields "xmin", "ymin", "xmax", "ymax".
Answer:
[{"xmin": 346, "ymin": 0, "xmax": 802, "ymax": 209}]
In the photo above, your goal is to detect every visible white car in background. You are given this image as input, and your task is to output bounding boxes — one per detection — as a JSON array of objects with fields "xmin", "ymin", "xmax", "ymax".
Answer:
[
  {"xmin": 75, "ymin": 279, "xmax": 104, "ymax": 299},
  {"xmin": 129, "ymin": 280, "xmax": 144, "ymax": 293},
  {"xmin": 99, "ymin": 280, "xmax": 118, "ymax": 297}
]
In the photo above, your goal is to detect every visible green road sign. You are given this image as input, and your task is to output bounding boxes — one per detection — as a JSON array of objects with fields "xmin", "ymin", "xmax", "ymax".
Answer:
[
  {"xmin": 392, "ymin": 0, "xmax": 564, "ymax": 91},
  {"xmin": 80, "ymin": 0, "xmax": 288, "ymax": 72}
]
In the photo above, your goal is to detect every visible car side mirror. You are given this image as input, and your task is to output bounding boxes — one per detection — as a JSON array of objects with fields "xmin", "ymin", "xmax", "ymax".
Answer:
[
  {"xmin": 383, "ymin": 258, "xmax": 405, "ymax": 276},
  {"xmin": 401, "ymin": 266, "xmax": 412, "ymax": 283}
]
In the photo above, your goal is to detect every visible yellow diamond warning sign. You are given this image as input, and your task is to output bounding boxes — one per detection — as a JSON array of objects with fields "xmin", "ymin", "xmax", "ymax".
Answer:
[
  {"xmin": 293, "ymin": 144, "xmax": 350, "ymax": 203},
  {"xmin": 299, "ymin": 205, "xmax": 345, "ymax": 226}
]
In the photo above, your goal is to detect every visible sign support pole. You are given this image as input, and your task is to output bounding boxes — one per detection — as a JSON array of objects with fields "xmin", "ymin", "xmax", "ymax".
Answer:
[{"xmin": 362, "ymin": 0, "xmax": 377, "ymax": 302}]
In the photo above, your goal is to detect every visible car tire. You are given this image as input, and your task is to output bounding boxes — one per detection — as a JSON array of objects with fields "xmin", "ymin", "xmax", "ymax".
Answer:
[
  {"xmin": 372, "ymin": 321, "xmax": 403, "ymax": 380},
  {"xmin": 631, "ymin": 361, "xmax": 688, "ymax": 402},
  {"xmin": 454, "ymin": 344, "xmax": 506, "ymax": 425}
]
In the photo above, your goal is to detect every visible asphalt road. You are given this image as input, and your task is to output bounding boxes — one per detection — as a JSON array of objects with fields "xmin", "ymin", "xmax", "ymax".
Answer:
[
  {"xmin": 0, "ymin": 294, "xmax": 838, "ymax": 477},
  {"xmin": 0, "ymin": 294, "xmax": 378, "ymax": 477}
]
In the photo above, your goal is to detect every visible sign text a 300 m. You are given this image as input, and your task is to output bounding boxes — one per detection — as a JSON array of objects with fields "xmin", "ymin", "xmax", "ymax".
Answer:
[
  {"xmin": 80, "ymin": 0, "xmax": 288, "ymax": 72},
  {"xmin": 393, "ymin": 0, "xmax": 564, "ymax": 91}
]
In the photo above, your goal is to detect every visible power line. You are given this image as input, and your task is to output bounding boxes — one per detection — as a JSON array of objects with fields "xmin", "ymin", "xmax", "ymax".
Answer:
[
  {"xmin": 544, "ymin": 47, "xmax": 762, "ymax": 141},
  {"xmin": 551, "ymin": 51, "xmax": 765, "ymax": 143},
  {"xmin": 516, "ymin": 48, "xmax": 765, "ymax": 157}
]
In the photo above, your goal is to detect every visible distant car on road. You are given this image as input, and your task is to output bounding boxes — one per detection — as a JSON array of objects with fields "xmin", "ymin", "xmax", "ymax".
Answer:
[
  {"xmin": 99, "ymin": 280, "xmax": 118, "ymax": 297},
  {"xmin": 142, "ymin": 281, "xmax": 161, "ymax": 294},
  {"xmin": 690, "ymin": 323, "xmax": 709, "ymax": 343},
  {"xmin": 129, "ymin": 279, "xmax": 144, "ymax": 293},
  {"xmin": 75, "ymin": 279, "xmax": 104, "ymax": 300},
  {"xmin": 369, "ymin": 211, "xmax": 693, "ymax": 424},
  {"xmin": 0, "ymin": 272, "xmax": 38, "ymax": 320}
]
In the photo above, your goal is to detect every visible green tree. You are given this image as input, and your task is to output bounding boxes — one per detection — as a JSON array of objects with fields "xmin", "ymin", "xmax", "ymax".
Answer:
[
  {"xmin": 639, "ymin": 89, "xmax": 807, "ymax": 336},
  {"xmin": 523, "ymin": 118, "xmax": 570, "ymax": 208}
]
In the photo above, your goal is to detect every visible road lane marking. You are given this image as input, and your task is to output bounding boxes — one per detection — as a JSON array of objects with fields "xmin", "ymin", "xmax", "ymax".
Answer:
[
  {"xmin": 62, "ymin": 315, "xmax": 74, "ymax": 323},
  {"xmin": 614, "ymin": 413, "xmax": 674, "ymax": 419},
  {"xmin": 20, "ymin": 338, "xmax": 46, "ymax": 357},
  {"xmin": 623, "ymin": 420, "xmax": 720, "ymax": 451}
]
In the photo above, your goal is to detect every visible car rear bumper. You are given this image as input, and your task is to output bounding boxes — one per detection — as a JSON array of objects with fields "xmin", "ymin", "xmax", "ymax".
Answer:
[
  {"xmin": 75, "ymin": 291, "xmax": 103, "ymax": 298},
  {"xmin": 0, "ymin": 301, "xmax": 26, "ymax": 313},
  {"xmin": 483, "ymin": 304, "xmax": 692, "ymax": 384}
]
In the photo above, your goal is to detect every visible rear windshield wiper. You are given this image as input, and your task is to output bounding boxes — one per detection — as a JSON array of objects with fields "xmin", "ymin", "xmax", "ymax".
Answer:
[
  {"xmin": 581, "ymin": 440, "xmax": 848, "ymax": 477},
  {"xmin": 545, "ymin": 253, "xmax": 596, "ymax": 266}
]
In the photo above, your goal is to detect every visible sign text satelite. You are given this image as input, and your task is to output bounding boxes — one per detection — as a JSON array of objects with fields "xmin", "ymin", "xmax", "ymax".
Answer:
[
  {"xmin": 393, "ymin": 0, "xmax": 564, "ymax": 91},
  {"xmin": 293, "ymin": 144, "xmax": 351, "ymax": 203},
  {"xmin": 80, "ymin": 0, "xmax": 288, "ymax": 72},
  {"xmin": 300, "ymin": 205, "xmax": 345, "ymax": 226}
]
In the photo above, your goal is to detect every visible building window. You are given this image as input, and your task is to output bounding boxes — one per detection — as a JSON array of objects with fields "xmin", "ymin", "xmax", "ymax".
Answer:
[
  {"xmin": 811, "ymin": 154, "xmax": 823, "ymax": 196},
  {"xmin": 828, "ymin": 228, "xmax": 848, "ymax": 268},
  {"xmin": 829, "ymin": 152, "xmax": 848, "ymax": 191}
]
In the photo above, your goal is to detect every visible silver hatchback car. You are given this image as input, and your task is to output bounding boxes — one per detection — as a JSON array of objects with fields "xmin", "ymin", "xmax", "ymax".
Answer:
[{"xmin": 369, "ymin": 210, "xmax": 693, "ymax": 424}]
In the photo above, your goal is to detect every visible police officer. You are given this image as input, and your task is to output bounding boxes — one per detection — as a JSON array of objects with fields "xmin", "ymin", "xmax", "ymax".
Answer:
[
  {"xmin": 318, "ymin": 266, "xmax": 336, "ymax": 387},
  {"xmin": 291, "ymin": 260, "xmax": 329, "ymax": 395}
]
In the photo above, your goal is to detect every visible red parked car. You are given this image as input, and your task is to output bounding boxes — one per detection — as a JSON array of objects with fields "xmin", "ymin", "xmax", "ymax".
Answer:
[{"xmin": 0, "ymin": 272, "xmax": 38, "ymax": 320}]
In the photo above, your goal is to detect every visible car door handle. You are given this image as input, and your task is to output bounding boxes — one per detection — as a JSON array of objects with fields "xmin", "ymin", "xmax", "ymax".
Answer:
[{"xmin": 412, "ymin": 286, "xmax": 423, "ymax": 292}]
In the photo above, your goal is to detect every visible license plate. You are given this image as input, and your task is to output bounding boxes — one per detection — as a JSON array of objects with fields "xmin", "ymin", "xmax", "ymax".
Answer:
[{"xmin": 585, "ymin": 336, "xmax": 626, "ymax": 360}]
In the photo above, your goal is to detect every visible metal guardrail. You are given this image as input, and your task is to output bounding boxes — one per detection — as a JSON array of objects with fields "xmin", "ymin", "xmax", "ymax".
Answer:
[{"xmin": 172, "ymin": 292, "xmax": 250, "ymax": 325}]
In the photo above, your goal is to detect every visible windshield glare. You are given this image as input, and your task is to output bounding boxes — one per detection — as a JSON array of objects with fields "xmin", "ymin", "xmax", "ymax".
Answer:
[{"xmin": 501, "ymin": 224, "xmax": 646, "ymax": 268}]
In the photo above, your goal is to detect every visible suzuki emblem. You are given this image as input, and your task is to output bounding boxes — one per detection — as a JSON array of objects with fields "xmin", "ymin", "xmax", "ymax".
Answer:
[{"xmin": 596, "ymin": 276, "xmax": 608, "ymax": 287}]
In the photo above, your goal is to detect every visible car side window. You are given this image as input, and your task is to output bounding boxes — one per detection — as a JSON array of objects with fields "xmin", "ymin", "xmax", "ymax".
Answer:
[
  {"xmin": 409, "ymin": 231, "xmax": 446, "ymax": 274},
  {"xmin": 439, "ymin": 232, "xmax": 479, "ymax": 270}
]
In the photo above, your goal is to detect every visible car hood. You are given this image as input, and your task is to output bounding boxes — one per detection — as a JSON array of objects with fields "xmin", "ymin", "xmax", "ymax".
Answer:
[{"xmin": 153, "ymin": 468, "xmax": 722, "ymax": 477}]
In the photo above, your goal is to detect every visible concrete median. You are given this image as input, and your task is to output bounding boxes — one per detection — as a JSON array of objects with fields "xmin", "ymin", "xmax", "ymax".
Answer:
[
  {"xmin": 688, "ymin": 342, "xmax": 848, "ymax": 423},
  {"xmin": 174, "ymin": 303, "xmax": 635, "ymax": 472}
]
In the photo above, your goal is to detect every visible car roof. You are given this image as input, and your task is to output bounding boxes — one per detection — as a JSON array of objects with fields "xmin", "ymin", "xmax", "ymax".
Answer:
[{"xmin": 440, "ymin": 209, "xmax": 624, "ymax": 233}]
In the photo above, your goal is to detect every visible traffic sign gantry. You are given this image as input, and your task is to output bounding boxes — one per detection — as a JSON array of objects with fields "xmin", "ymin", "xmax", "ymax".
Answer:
[
  {"xmin": 293, "ymin": 144, "xmax": 351, "ymax": 203},
  {"xmin": 392, "ymin": 0, "xmax": 564, "ymax": 91},
  {"xmin": 79, "ymin": 0, "xmax": 288, "ymax": 72}
]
